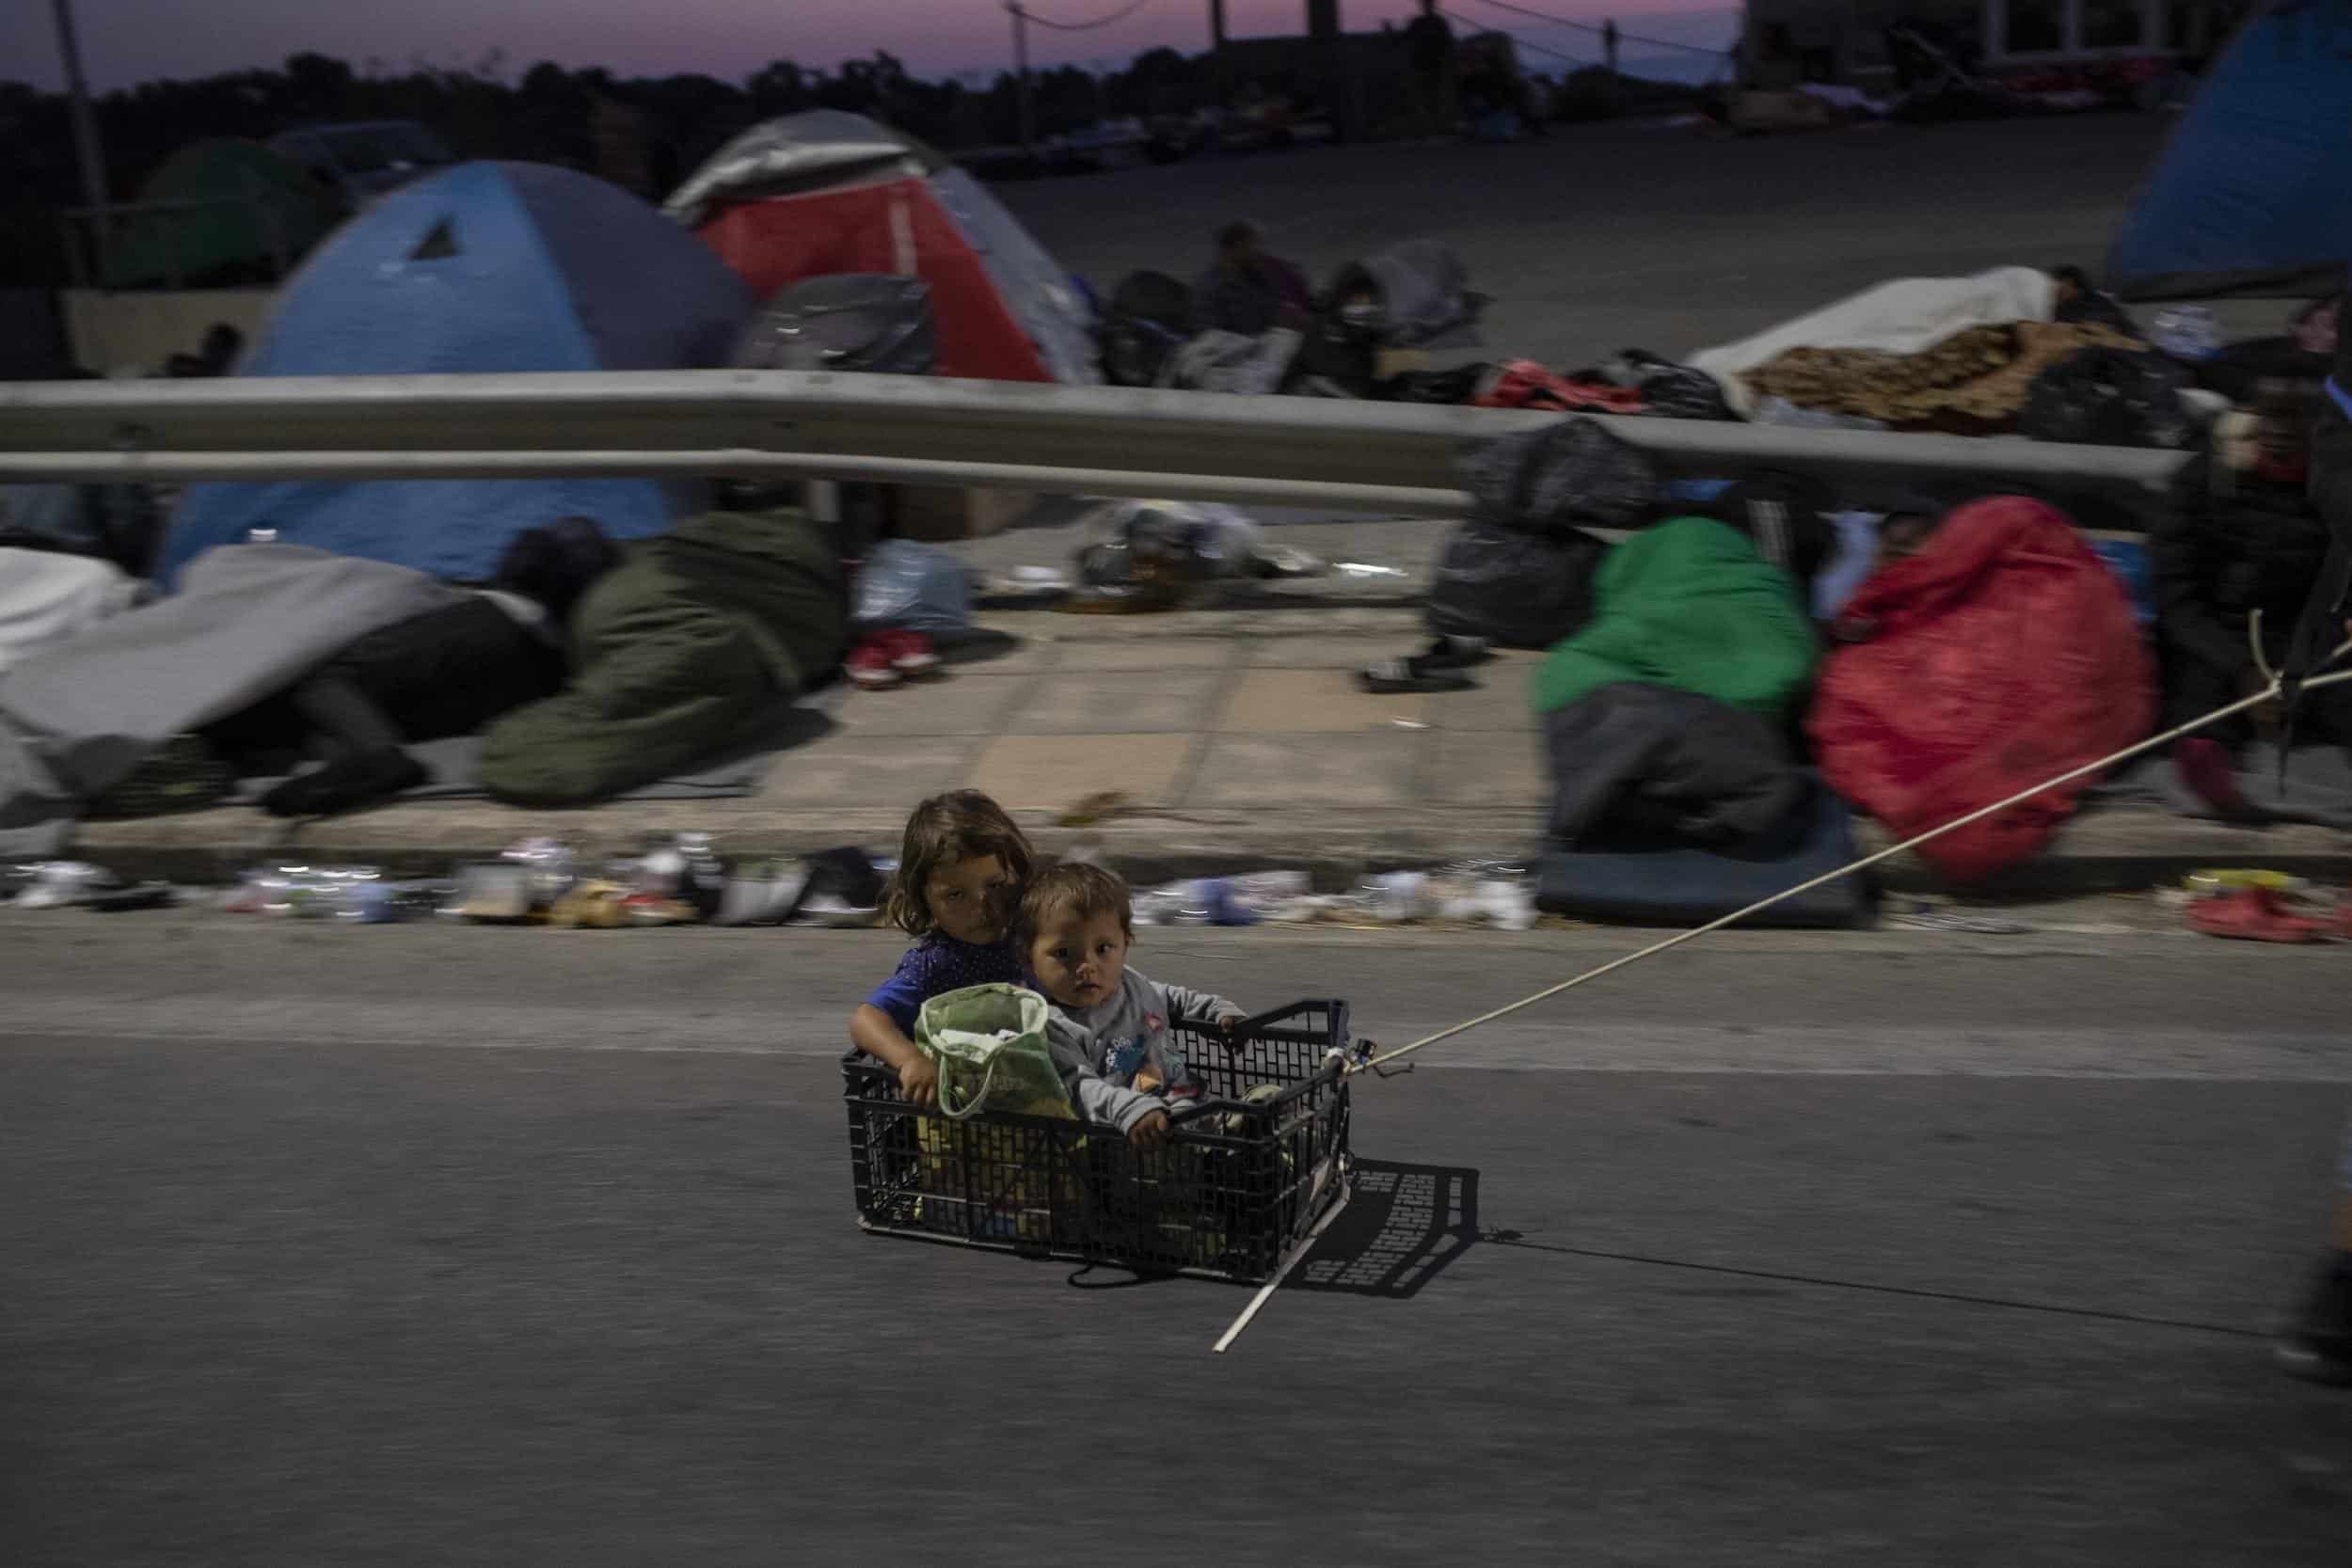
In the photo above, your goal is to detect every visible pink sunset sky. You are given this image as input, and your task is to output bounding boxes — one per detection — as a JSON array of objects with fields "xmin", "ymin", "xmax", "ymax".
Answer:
[{"xmin": 7, "ymin": 0, "xmax": 1740, "ymax": 92}]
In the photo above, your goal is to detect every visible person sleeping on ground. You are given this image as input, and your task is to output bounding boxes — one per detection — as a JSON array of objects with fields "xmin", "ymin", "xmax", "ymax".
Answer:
[{"xmin": 191, "ymin": 519, "xmax": 623, "ymax": 818}]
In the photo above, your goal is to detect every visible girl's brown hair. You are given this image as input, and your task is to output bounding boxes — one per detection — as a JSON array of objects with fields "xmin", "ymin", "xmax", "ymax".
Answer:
[{"xmin": 883, "ymin": 790, "xmax": 1037, "ymax": 939}]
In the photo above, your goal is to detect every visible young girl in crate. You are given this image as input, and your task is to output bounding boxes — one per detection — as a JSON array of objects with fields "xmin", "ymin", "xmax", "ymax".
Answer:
[{"xmin": 850, "ymin": 791, "xmax": 1036, "ymax": 1105}]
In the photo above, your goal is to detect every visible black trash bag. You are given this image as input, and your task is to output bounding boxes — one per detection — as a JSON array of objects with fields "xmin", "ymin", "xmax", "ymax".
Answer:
[
  {"xmin": 1590, "ymin": 347, "xmax": 1735, "ymax": 421},
  {"xmin": 2019, "ymin": 345, "xmax": 2196, "ymax": 450},
  {"xmin": 1286, "ymin": 308, "xmax": 1382, "ymax": 399},
  {"xmin": 2194, "ymin": 336, "xmax": 2329, "ymax": 404},
  {"xmin": 1098, "ymin": 269, "xmax": 1193, "ymax": 388},
  {"xmin": 1382, "ymin": 363, "xmax": 1491, "ymax": 404},
  {"xmin": 1109, "ymin": 268, "xmax": 1191, "ymax": 330},
  {"xmin": 1454, "ymin": 417, "xmax": 1661, "ymax": 536},
  {"xmin": 1426, "ymin": 518, "xmax": 1608, "ymax": 650},
  {"xmin": 732, "ymin": 275, "xmax": 936, "ymax": 374},
  {"xmin": 1691, "ymin": 468, "xmax": 1839, "ymax": 585}
]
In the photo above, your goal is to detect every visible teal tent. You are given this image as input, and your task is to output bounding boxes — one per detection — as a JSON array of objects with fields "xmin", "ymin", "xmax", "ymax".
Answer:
[{"xmin": 103, "ymin": 138, "xmax": 343, "ymax": 289}]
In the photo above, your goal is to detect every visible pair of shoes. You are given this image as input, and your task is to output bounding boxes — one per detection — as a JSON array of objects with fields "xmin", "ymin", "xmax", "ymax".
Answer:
[
  {"xmin": 848, "ymin": 628, "xmax": 942, "ymax": 690},
  {"xmin": 1422, "ymin": 635, "xmax": 1492, "ymax": 670},
  {"xmin": 1359, "ymin": 635, "xmax": 1492, "ymax": 693},
  {"xmin": 2276, "ymin": 1253, "xmax": 2352, "ymax": 1386},
  {"xmin": 2185, "ymin": 886, "xmax": 2328, "ymax": 942},
  {"xmin": 546, "ymin": 880, "xmax": 629, "ymax": 929},
  {"xmin": 1360, "ymin": 659, "xmax": 1475, "ymax": 693},
  {"xmin": 260, "ymin": 748, "xmax": 428, "ymax": 819}
]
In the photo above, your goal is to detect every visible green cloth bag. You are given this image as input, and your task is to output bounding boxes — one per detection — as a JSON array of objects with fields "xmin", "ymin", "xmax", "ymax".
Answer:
[
  {"xmin": 1533, "ymin": 515, "xmax": 1819, "ymax": 721},
  {"xmin": 915, "ymin": 984, "xmax": 1075, "ymax": 1123}
]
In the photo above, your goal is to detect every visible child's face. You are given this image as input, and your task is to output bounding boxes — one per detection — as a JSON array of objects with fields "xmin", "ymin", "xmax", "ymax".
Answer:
[
  {"xmin": 925, "ymin": 854, "xmax": 1011, "ymax": 946},
  {"xmin": 1027, "ymin": 907, "xmax": 1130, "ymax": 1010}
]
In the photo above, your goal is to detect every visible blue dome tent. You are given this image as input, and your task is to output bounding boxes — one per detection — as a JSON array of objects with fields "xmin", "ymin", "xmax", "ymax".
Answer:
[
  {"xmin": 163, "ymin": 162, "xmax": 753, "ymax": 584},
  {"xmin": 2106, "ymin": 0, "xmax": 2352, "ymax": 301}
]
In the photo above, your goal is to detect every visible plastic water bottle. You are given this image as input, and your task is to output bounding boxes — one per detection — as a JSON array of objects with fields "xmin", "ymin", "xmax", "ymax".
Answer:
[
  {"xmin": 677, "ymin": 832, "xmax": 727, "ymax": 921},
  {"xmin": 2151, "ymin": 306, "xmax": 2218, "ymax": 361},
  {"xmin": 1194, "ymin": 878, "xmax": 1257, "ymax": 927}
]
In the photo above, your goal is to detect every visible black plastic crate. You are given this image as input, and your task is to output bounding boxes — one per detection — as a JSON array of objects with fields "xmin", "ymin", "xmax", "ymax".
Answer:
[{"xmin": 844, "ymin": 999, "xmax": 1354, "ymax": 1284}]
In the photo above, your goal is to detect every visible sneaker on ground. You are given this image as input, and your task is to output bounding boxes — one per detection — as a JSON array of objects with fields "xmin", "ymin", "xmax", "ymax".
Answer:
[
  {"xmin": 847, "ymin": 640, "xmax": 901, "ymax": 690},
  {"xmin": 884, "ymin": 627, "xmax": 942, "ymax": 676}
]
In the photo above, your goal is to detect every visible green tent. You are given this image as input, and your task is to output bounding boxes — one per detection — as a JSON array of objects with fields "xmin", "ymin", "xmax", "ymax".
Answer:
[{"xmin": 101, "ymin": 139, "xmax": 343, "ymax": 290}]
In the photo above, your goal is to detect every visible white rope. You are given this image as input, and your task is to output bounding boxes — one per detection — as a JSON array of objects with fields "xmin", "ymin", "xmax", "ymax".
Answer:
[
  {"xmin": 1351, "ymin": 633, "xmax": 2352, "ymax": 1079},
  {"xmin": 1204, "ymin": 629, "xmax": 2352, "ymax": 1355},
  {"xmin": 1212, "ymin": 1169, "xmax": 1356, "ymax": 1354}
]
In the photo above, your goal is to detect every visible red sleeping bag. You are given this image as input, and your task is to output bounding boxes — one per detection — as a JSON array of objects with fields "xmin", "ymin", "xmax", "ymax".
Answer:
[{"xmin": 1807, "ymin": 496, "xmax": 2153, "ymax": 882}]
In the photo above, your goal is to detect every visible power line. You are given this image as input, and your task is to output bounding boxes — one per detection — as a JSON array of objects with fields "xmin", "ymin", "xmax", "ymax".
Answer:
[
  {"xmin": 1011, "ymin": 0, "xmax": 1152, "ymax": 32},
  {"xmin": 1460, "ymin": 0, "xmax": 1730, "ymax": 56},
  {"xmin": 1438, "ymin": 8, "xmax": 1589, "ymax": 66}
]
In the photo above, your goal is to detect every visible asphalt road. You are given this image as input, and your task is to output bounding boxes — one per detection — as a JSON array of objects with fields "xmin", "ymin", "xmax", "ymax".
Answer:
[
  {"xmin": 998, "ymin": 115, "xmax": 2296, "ymax": 374},
  {"xmin": 5, "ymin": 914, "xmax": 2351, "ymax": 1565}
]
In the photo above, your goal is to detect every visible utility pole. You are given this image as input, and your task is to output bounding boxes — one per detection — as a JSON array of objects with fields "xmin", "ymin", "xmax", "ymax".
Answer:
[
  {"xmin": 1307, "ymin": 0, "xmax": 1360, "ymax": 143},
  {"xmin": 1210, "ymin": 0, "xmax": 1230, "ymax": 105},
  {"xmin": 1604, "ymin": 17, "xmax": 1620, "ymax": 76},
  {"xmin": 50, "ymin": 0, "xmax": 110, "ymax": 273},
  {"xmin": 1008, "ymin": 2, "xmax": 1037, "ymax": 162}
]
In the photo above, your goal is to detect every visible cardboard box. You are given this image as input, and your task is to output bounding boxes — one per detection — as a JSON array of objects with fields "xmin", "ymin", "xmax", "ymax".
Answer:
[
  {"xmin": 1730, "ymin": 90, "xmax": 1834, "ymax": 135},
  {"xmin": 892, "ymin": 484, "xmax": 1038, "ymax": 541}
]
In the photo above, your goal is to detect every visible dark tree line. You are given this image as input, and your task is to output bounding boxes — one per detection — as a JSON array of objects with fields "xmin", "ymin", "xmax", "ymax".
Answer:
[{"xmin": 0, "ymin": 48, "xmax": 1216, "ymax": 286}]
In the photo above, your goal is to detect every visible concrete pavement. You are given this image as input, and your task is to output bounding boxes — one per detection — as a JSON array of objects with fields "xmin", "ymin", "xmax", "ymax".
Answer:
[
  {"xmin": 999, "ymin": 115, "xmax": 2295, "ymax": 374},
  {"xmin": 4, "ymin": 916, "xmax": 2350, "ymax": 1564},
  {"xmin": 69, "ymin": 512, "xmax": 2352, "ymax": 898}
]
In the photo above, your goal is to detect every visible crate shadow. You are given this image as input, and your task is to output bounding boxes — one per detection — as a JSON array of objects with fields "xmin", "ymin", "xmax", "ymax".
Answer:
[{"xmin": 1288, "ymin": 1158, "xmax": 1481, "ymax": 1301}]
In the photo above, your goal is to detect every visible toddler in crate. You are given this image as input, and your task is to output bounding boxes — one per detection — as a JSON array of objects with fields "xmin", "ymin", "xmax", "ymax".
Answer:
[{"xmin": 1016, "ymin": 863, "xmax": 1249, "ymax": 1149}]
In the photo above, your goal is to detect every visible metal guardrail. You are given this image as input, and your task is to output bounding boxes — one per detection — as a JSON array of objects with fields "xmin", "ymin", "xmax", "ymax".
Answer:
[{"xmin": 0, "ymin": 371, "xmax": 2190, "ymax": 513}]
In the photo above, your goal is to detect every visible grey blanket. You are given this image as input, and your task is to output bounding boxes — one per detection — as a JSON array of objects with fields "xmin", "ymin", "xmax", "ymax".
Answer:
[
  {"xmin": 225, "ymin": 694, "xmax": 840, "ymax": 806},
  {"xmin": 0, "ymin": 545, "xmax": 460, "ymax": 856}
]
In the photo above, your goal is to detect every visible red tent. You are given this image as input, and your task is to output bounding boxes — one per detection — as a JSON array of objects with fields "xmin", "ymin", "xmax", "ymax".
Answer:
[
  {"xmin": 695, "ymin": 177, "xmax": 1051, "ymax": 382},
  {"xmin": 667, "ymin": 112, "xmax": 1098, "ymax": 386}
]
